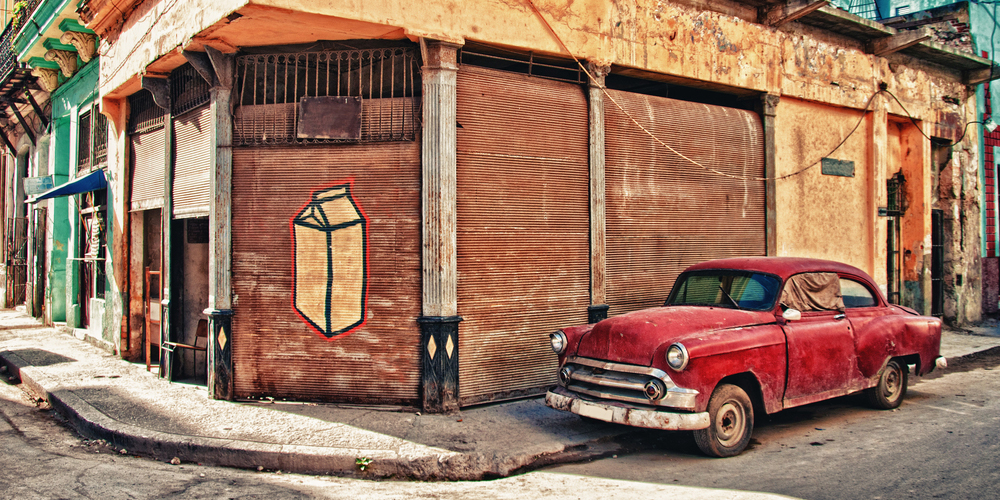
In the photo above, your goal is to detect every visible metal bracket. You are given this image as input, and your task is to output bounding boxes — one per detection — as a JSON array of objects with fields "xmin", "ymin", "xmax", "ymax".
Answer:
[{"xmin": 141, "ymin": 76, "xmax": 171, "ymax": 111}]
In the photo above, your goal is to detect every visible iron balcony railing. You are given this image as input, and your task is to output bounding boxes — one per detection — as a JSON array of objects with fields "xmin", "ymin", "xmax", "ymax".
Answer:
[{"xmin": 0, "ymin": 21, "xmax": 17, "ymax": 83}]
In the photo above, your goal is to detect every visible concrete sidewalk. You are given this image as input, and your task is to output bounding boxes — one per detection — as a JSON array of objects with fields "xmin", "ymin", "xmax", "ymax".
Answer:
[{"xmin": 2, "ymin": 308, "xmax": 998, "ymax": 481}]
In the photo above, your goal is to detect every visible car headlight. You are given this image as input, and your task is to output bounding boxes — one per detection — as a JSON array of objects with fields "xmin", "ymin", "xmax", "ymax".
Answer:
[
  {"xmin": 665, "ymin": 343, "xmax": 689, "ymax": 371},
  {"xmin": 550, "ymin": 330, "xmax": 568, "ymax": 354}
]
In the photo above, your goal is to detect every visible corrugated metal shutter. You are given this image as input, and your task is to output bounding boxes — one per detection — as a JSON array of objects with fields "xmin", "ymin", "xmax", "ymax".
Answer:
[
  {"xmin": 605, "ymin": 90, "xmax": 766, "ymax": 316},
  {"xmin": 231, "ymin": 142, "xmax": 422, "ymax": 404},
  {"xmin": 456, "ymin": 66, "xmax": 590, "ymax": 406},
  {"xmin": 130, "ymin": 128, "xmax": 165, "ymax": 211},
  {"xmin": 173, "ymin": 105, "xmax": 212, "ymax": 218}
]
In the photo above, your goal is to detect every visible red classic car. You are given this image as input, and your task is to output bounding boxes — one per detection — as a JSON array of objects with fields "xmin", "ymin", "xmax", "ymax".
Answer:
[{"xmin": 546, "ymin": 257, "xmax": 945, "ymax": 457}]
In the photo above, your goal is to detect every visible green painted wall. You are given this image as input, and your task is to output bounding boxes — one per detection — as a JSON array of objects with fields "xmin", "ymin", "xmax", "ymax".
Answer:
[
  {"xmin": 48, "ymin": 115, "xmax": 70, "ymax": 322},
  {"xmin": 48, "ymin": 57, "xmax": 99, "ymax": 325}
]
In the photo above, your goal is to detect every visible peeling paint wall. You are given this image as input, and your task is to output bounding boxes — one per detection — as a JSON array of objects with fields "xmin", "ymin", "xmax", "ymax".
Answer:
[
  {"xmin": 774, "ymin": 97, "xmax": 876, "ymax": 275},
  {"xmin": 86, "ymin": 0, "xmax": 989, "ymax": 348},
  {"xmin": 939, "ymin": 138, "xmax": 983, "ymax": 324}
]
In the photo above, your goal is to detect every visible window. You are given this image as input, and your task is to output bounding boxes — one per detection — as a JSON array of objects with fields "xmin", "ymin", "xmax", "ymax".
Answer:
[
  {"xmin": 666, "ymin": 271, "xmax": 781, "ymax": 311},
  {"xmin": 840, "ymin": 279, "xmax": 876, "ymax": 308},
  {"xmin": 77, "ymin": 103, "xmax": 109, "ymax": 172}
]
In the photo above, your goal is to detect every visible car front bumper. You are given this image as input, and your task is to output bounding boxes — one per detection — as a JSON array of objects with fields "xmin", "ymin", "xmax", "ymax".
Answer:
[{"xmin": 546, "ymin": 386, "xmax": 710, "ymax": 431}]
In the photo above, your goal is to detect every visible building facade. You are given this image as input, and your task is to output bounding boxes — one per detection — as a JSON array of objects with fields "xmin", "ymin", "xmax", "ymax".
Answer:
[
  {"xmin": 0, "ymin": 0, "xmax": 106, "ymax": 344},
  {"xmin": 53, "ymin": 0, "xmax": 997, "ymax": 411}
]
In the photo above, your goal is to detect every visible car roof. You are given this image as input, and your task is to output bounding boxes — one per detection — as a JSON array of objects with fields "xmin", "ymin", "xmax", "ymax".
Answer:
[{"xmin": 682, "ymin": 257, "xmax": 872, "ymax": 281}]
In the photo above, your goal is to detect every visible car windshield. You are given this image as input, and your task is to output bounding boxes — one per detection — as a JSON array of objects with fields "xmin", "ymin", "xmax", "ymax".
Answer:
[{"xmin": 665, "ymin": 270, "xmax": 781, "ymax": 311}]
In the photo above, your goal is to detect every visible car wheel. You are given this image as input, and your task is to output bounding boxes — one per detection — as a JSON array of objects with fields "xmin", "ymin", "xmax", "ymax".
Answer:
[
  {"xmin": 864, "ymin": 359, "xmax": 908, "ymax": 409},
  {"xmin": 693, "ymin": 384, "xmax": 754, "ymax": 458}
]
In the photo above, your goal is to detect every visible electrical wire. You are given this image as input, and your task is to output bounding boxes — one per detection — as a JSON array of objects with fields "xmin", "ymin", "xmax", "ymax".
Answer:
[
  {"xmin": 525, "ymin": 0, "xmax": 986, "ymax": 183},
  {"xmin": 526, "ymin": 0, "xmax": 885, "ymax": 182}
]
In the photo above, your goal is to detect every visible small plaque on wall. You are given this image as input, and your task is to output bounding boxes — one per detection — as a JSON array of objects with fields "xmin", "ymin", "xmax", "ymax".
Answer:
[
  {"xmin": 821, "ymin": 158, "xmax": 855, "ymax": 177},
  {"xmin": 297, "ymin": 96, "xmax": 362, "ymax": 140}
]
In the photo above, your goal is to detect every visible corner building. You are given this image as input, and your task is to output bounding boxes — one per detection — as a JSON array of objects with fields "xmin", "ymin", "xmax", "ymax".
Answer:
[{"xmin": 77, "ymin": 0, "xmax": 993, "ymax": 410}]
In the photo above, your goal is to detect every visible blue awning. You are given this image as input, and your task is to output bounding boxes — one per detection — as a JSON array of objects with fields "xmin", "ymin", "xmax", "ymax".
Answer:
[{"xmin": 28, "ymin": 170, "xmax": 107, "ymax": 204}]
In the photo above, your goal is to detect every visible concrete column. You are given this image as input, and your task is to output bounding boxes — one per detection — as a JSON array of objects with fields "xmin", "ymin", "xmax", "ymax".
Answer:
[
  {"xmin": 872, "ymin": 98, "xmax": 889, "ymax": 286},
  {"xmin": 204, "ymin": 47, "xmax": 235, "ymax": 401},
  {"xmin": 419, "ymin": 40, "xmax": 462, "ymax": 413},
  {"xmin": 761, "ymin": 94, "xmax": 780, "ymax": 256},
  {"xmin": 587, "ymin": 62, "xmax": 610, "ymax": 323}
]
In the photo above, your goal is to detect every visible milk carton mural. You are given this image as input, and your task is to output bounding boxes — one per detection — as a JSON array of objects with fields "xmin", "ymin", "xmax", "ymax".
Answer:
[{"xmin": 291, "ymin": 182, "xmax": 368, "ymax": 338}]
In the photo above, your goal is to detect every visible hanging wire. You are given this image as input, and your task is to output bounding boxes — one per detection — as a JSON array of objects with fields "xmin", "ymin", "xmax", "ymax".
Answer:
[{"xmin": 524, "ymin": 0, "xmax": 978, "ymax": 183}]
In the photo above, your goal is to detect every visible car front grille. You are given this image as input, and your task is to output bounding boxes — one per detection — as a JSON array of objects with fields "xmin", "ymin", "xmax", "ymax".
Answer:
[{"xmin": 560, "ymin": 356, "xmax": 698, "ymax": 410}]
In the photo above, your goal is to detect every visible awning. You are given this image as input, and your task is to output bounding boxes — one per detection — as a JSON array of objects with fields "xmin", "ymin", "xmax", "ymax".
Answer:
[{"xmin": 27, "ymin": 170, "xmax": 107, "ymax": 203}]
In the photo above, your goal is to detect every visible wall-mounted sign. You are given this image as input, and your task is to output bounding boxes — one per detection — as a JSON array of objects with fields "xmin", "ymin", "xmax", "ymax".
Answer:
[
  {"xmin": 821, "ymin": 158, "xmax": 855, "ymax": 177},
  {"xmin": 23, "ymin": 175, "xmax": 54, "ymax": 195}
]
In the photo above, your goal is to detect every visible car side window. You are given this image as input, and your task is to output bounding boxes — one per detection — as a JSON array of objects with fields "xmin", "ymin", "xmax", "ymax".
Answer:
[{"xmin": 840, "ymin": 278, "xmax": 876, "ymax": 308}]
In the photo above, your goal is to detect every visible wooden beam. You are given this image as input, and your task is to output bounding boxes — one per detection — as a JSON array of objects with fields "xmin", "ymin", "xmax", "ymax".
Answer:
[
  {"xmin": 205, "ymin": 46, "xmax": 234, "ymax": 90},
  {"xmin": 182, "ymin": 50, "xmax": 215, "ymax": 86},
  {"xmin": 867, "ymin": 28, "xmax": 931, "ymax": 57},
  {"xmin": 0, "ymin": 130, "xmax": 15, "ymax": 153},
  {"xmin": 11, "ymin": 106, "xmax": 35, "ymax": 146},
  {"xmin": 764, "ymin": 0, "xmax": 829, "ymax": 27},
  {"xmin": 23, "ymin": 91, "xmax": 48, "ymax": 130},
  {"xmin": 965, "ymin": 65, "xmax": 1000, "ymax": 86},
  {"xmin": 141, "ymin": 76, "xmax": 170, "ymax": 111}
]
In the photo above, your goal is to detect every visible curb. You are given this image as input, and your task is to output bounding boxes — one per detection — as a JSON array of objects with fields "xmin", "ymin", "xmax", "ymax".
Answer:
[
  {"xmin": 9, "ymin": 339, "xmax": 990, "ymax": 480},
  {"xmin": 0, "ymin": 347, "xmax": 627, "ymax": 480}
]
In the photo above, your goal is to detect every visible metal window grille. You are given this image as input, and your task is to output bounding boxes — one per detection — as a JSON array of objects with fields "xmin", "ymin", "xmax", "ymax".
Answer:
[
  {"xmin": 94, "ymin": 111, "xmax": 108, "ymax": 166},
  {"xmin": 77, "ymin": 103, "xmax": 109, "ymax": 172},
  {"xmin": 886, "ymin": 174, "xmax": 904, "ymax": 305},
  {"xmin": 848, "ymin": 0, "xmax": 881, "ymax": 21},
  {"xmin": 458, "ymin": 46, "xmax": 584, "ymax": 85},
  {"xmin": 171, "ymin": 63, "xmax": 211, "ymax": 116},
  {"xmin": 127, "ymin": 89, "xmax": 166, "ymax": 134},
  {"xmin": 931, "ymin": 209, "xmax": 943, "ymax": 317},
  {"xmin": 78, "ymin": 109, "xmax": 92, "ymax": 171},
  {"xmin": 233, "ymin": 46, "xmax": 421, "ymax": 145}
]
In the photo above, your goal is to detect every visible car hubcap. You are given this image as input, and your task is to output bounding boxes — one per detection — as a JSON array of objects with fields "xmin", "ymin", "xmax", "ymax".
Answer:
[
  {"xmin": 716, "ymin": 401, "xmax": 745, "ymax": 447},
  {"xmin": 883, "ymin": 366, "xmax": 901, "ymax": 400}
]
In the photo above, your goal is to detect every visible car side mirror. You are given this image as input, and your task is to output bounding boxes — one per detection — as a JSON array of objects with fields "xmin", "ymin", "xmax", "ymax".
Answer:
[{"xmin": 782, "ymin": 308, "xmax": 802, "ymax": 322}]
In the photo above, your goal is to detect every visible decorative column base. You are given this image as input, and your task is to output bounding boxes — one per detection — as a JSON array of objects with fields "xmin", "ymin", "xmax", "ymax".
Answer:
[
  {"xmin": 417, "ymin": 315, "xmax": 462, "ymax": 413},
  {"xmin": 588, "ymin": 304, "xmax": 610, "ymax": 324},
  {"xmin": 204, "ymin": 308, "xmax": 234, "ymax": 401}
]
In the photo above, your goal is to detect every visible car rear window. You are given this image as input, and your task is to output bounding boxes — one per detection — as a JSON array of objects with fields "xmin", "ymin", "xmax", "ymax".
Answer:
[{"xmin": 666, "ymin": 271, "xmax": 781, "ymax": 311}]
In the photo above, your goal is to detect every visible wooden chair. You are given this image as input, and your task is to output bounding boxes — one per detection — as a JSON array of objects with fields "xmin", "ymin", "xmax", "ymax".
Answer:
[{"xmin": 164, "ymin": 318, "xmax": 209, "ymax": 358}]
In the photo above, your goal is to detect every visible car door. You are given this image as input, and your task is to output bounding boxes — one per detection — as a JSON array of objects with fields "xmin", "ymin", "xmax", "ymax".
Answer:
[
  {"xmin": 840, "ymin": 276, "xmax": 893, "ymax": 378},
  {"xmin": 779, "ymin": 272, "xmax": 863, "ymax": 407}
]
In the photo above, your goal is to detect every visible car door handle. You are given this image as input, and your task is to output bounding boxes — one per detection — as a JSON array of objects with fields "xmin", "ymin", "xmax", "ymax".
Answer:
[{"xmin": 834, "ymin": 314, "xmax": 846, "ymax": 320}]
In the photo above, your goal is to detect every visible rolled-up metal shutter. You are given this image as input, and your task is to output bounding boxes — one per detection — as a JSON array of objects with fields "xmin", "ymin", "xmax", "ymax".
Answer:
[
  {"xmin": 231, "ymin": 142, "xmax": 422, "ymax": 404},
  {"xmin": 605, "ymin": 90, "xmax": 766, "ymax": 316},
  {"xmin": 456, "ymin": 66, "xmax": 590, "ymax": 406},
  {"xmin": 130, "ymin": 128, "xmax": 165, "ymax": 211},
  {"xmin": 172, "ymin": 105, "xmax": 212, "ymax": 218}
]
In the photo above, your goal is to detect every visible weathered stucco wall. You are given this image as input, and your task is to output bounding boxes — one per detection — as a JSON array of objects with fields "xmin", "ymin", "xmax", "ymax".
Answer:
[
  {"xmin": 87, "ymin": 0, "xmax": 983, "ymax": 323},
  {"xmin": 774, "ymin": 97, "xmax": 876, "ymax": 275},
  {"xmin": 940, "ymin": 139, "xmax": 983, "ymax": 324},
  {"xmin": 94, "ymin": 0, "xmax": 957, "ymax": 122}
]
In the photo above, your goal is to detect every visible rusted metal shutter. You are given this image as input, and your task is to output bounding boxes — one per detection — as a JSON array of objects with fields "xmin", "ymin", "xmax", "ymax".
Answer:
[
  {"xmin": 130, "ymin": 128, "xmax": 165, "ymax": 211},
  {"xmin": 172, "ymin": 105, "xmax": 212, "ymax": 218},
  {"xmin": 605, "ymin": 90, "xmax": 766, "ymax": 316},
  {"xmin": 456, "ymin": 66, "xmax": 590, "ymax": 406},
  {"xmin": 231, "ymin": 142, "xmax": 422, "ymax": 404}
]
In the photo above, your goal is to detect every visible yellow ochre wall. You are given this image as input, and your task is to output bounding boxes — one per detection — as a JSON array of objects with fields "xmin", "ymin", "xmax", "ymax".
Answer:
[{"xmin": 774, "ymin": 97, "xmax": 876, "ymax": 276}]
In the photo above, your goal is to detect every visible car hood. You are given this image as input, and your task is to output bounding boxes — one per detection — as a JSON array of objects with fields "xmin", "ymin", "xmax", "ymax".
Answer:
[{"xmin": 576, "ymin": 306, "xmax": 776, "ymax": 366}]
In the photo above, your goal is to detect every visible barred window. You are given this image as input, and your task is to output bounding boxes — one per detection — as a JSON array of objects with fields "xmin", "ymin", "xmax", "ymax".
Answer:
[
  {"xmin": 234, "ymin": 44, "xmax": 421, "ymax": 145},
  {"xmin": 78, "ymin": 103, "xmax": 109, "ymax": 172}
]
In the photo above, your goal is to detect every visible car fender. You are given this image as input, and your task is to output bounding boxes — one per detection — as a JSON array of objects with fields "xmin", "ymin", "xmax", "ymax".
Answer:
[{"xmin": 663, "ymin": 324, "xmax": 787, "ymax": 414}]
